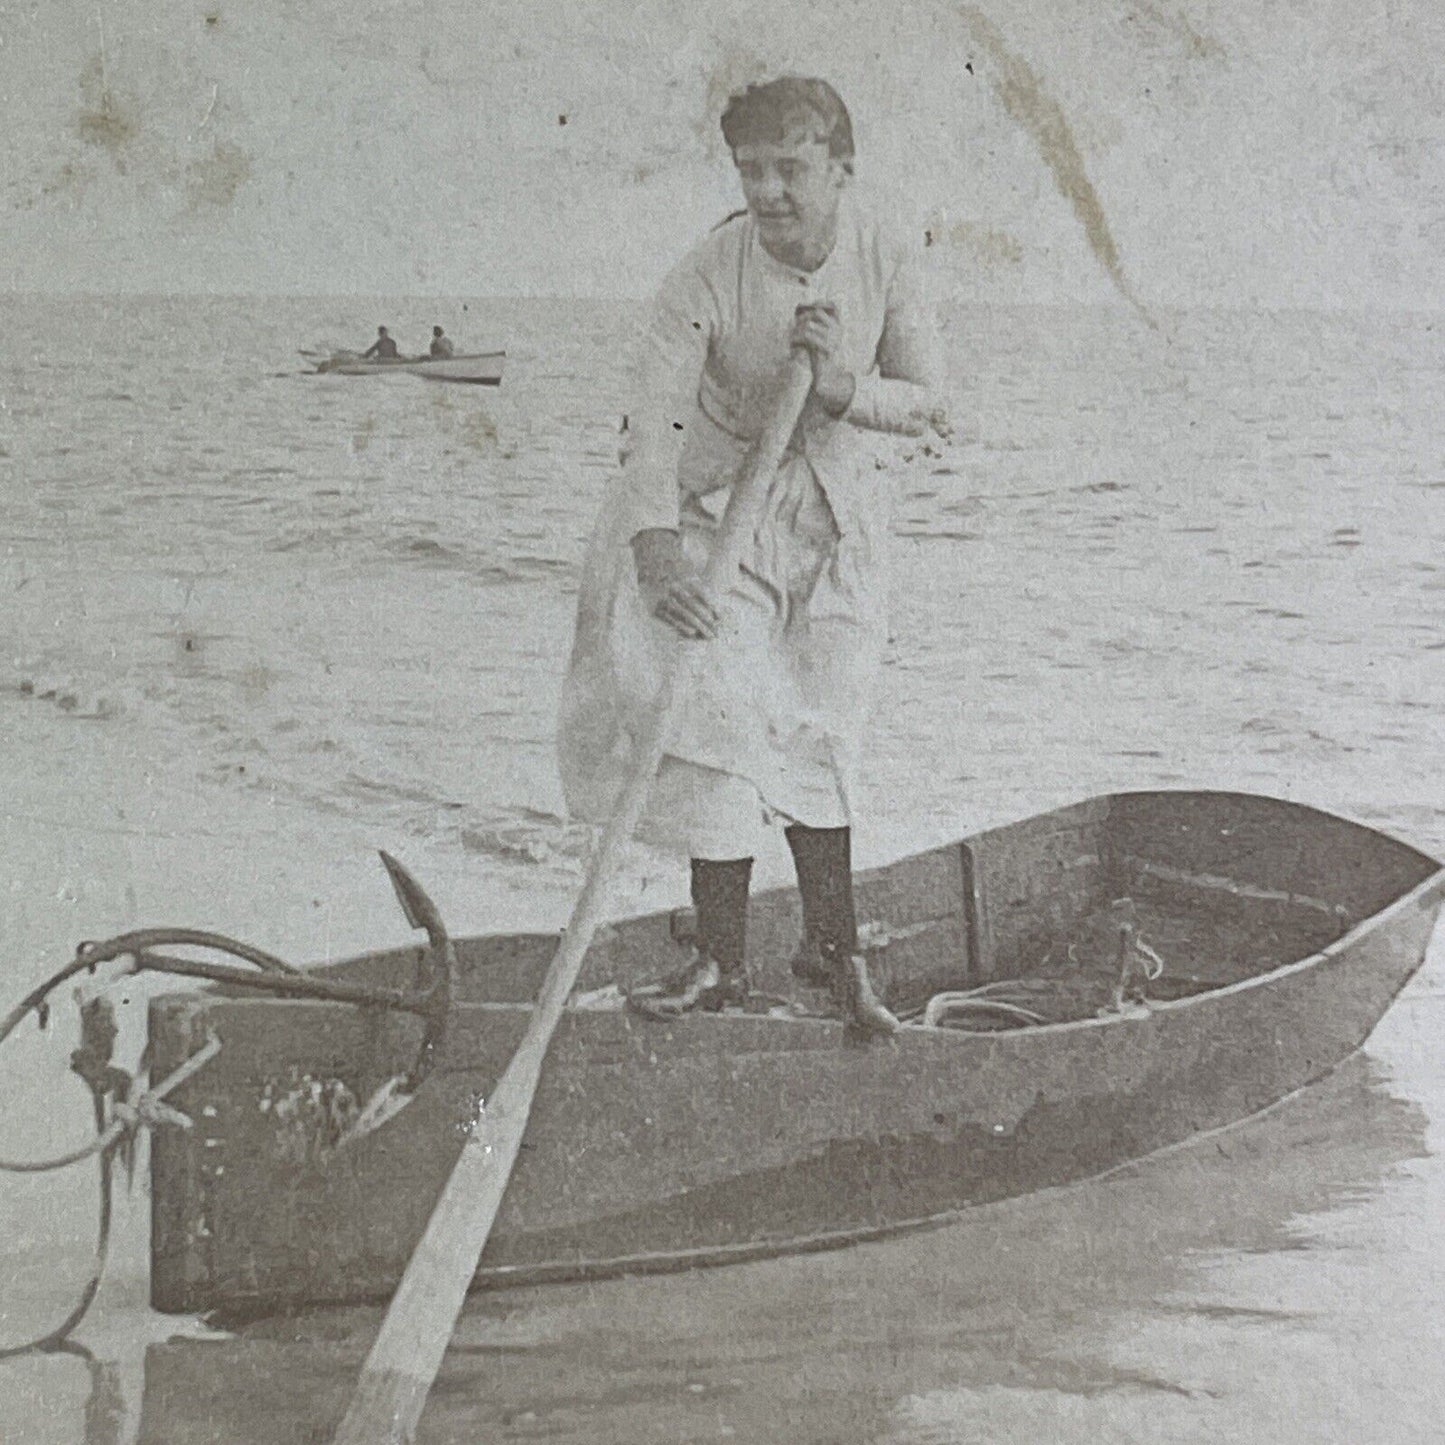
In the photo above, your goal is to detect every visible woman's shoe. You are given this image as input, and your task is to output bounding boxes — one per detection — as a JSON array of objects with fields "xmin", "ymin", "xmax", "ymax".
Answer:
[
  {"xmin": 627, "ymin": 950, "xmax": 748, "ymax": 1019},
  {"xmin": 833, "ymin": 949, "xmax": 900, "ymax": 1035}
]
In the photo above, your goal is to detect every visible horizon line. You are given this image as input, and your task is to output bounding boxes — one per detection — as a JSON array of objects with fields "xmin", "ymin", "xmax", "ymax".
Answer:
[{"xmin": 2, "ymin": 292, "xmax": 1442, "ymax": 319}]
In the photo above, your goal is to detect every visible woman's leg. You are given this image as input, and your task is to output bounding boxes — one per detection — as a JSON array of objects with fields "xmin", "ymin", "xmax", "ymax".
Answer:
[
  {"xmin": 690, "ymin": 856, "xmax": 753, "ymax": 973},
  {"xmin": 631, "ymin": 855, "xmax": 753, "ymax": 1017},
  {"xmin": 785, "ymin": 823, "xmax": 898, "ymax": 1034},
  {"xmin": 629, "ymin": 763, "xmax": 762, "ymax": 1017},
  {"xmin": 784, "ymin": 823, "xmax": 857, "ymax": 961}
]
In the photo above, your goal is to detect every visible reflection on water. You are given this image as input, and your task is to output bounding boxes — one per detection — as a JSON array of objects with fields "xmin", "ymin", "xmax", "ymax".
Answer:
[{"xmin": 130, "ymin": 1043, "xmax": 1434, "ymax": 1444}]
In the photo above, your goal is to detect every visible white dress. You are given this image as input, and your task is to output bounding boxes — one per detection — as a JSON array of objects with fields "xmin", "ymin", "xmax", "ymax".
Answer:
[{"xmin": 558, "ymin": 195, "xmax": 943, "ymax": 857}]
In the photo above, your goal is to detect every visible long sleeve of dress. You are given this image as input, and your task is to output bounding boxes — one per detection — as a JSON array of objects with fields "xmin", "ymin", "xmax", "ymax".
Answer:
[
  {"xmin": 845, "ymin": 244, "xmax": 945, "ymax": 437},
  {"xmin": 612, "ymin": 258, "xmax": 719, "ymax": 541}
]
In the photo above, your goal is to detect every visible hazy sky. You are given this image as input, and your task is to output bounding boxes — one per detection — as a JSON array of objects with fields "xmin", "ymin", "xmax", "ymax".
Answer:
[{"xmin": 4, "ymin": 0, "xmax": 1443, "ymax": 308}]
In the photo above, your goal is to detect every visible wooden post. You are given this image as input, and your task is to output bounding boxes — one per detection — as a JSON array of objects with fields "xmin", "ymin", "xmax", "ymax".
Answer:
[{"xmin": 330, "ymin": 354, "xmax": 816, "ymax": 1445}]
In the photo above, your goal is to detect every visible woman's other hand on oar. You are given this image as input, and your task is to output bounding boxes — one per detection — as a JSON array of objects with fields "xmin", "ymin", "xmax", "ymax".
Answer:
[{"xmin": 632, "ymin": 528, "xmax": 720, "ymax": 640}]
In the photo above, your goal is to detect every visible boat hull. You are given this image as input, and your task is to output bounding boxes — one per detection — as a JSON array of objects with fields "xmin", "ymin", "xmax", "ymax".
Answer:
[
  {"xmin": 147, "ymin": 792, "xmax": 1444, "ymax": 1315},
  {"xmin": 317, "ymin": 351, "xmax": 505, "ymax": 384}
]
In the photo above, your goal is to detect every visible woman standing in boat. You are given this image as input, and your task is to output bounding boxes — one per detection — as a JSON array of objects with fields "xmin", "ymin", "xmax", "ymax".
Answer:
[{"xmin": 559, "ymin": 77, "xmax": 944, "ymax": 1032}]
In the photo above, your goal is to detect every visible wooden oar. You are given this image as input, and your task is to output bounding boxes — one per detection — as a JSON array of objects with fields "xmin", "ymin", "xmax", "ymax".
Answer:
[{"xmin": 331, "ymin": 351, "xmax": 816, "ymax": 1445}]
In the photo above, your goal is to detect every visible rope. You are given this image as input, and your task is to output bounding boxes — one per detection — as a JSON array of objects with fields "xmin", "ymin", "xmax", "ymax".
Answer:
[
  {"xmin": 912, "ymin": 916, "xmax": 1170, "ymax": 1030},
  {"xmin": 0, "ymin": 1036, "xmax": 220, "ymax": 1176},
  {"xmin": 0, "ymin": 1036, "xmax": 219, "ymax": 1356},
  {"xmin": 0, "ymin": 1089, "xmax": 111, "ymax": 1359},
  {"xmin": 1134, "ymin": 935, "xmax": 1166, "ymax": 981}
]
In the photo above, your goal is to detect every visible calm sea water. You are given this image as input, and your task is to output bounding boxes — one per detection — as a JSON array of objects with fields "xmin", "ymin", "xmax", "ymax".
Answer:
[{"xmin": 0, "ymin": 295, "xmax": 1442, "ymax": 1442}]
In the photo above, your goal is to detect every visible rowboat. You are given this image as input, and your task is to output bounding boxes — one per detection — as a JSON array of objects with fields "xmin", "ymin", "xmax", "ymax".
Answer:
[
  {"xmin": 147, "ymin": 790, "xmax": 1444, "ymax": 1317},
  {"xmin": 307, "ymin": 350, "xmax": 505, "ymax": 385}
]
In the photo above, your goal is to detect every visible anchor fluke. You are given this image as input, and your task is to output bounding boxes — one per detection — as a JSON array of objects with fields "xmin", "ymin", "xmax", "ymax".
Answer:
[
  {"xmin": 340, "ymin": 853, "xmax": 459, "ymax": 1149},
  {"xmin": 339, "ymin": 1074, "xmax": 413, "ymax": 1146},
  {"xmin": 379, "ymin": 849, "xmax": 447, "ymax": 946}
]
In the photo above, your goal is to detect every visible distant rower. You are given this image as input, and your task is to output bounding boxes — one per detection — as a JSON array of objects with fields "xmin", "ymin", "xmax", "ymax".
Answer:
[
  {"xmin": 363, "ymin": 326, "xmax": 399, "ymax": 360},
  {"xmin": 429, "ymin": 326, "xmax": 455, "ymax": 359}
]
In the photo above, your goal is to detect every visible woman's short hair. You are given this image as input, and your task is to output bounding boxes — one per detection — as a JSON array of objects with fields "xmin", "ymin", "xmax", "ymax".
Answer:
[{"xmin": 720, "ymin": 77, "xmax": 854, "ymax": 169}]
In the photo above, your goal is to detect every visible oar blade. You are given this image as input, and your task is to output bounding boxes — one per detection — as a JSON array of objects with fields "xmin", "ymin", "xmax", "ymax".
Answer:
[{"xmin": 330, "ymin": 1075, "xmax": 531, "ymax": 1444}]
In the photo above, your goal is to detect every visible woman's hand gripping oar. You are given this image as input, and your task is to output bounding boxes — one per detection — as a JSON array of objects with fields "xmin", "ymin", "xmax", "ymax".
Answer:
[{"xmin": 330, "ymin": 351, "xmax": 816, "ymax": 1445}]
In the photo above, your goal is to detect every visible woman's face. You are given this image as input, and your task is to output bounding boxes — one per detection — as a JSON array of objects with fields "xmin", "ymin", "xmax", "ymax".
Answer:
[{"xmin": 733, "ymin": 131, "xmax": 847, "ymax": 262}]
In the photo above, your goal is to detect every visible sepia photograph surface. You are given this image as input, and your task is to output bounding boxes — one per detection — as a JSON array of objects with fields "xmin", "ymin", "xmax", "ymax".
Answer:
[{"xmin": 2, "ymin": 3, "xmax": 1443, "ymax": 1441}]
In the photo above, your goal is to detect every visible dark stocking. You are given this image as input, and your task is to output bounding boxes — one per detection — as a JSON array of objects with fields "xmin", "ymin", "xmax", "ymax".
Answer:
[
  {"xmin": 689, "ymin": 857, "xmax": 754, "ymax": 972},
  {"xmin": 784, "ymin": 824, "xmax": 858, "ymax": 958}
]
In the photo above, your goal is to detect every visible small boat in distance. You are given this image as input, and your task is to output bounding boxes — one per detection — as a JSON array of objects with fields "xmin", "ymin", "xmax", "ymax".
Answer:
[
  {"xmin": 302, "ymin": 349, "xmax": 505, "ymax": 386},
  {"xmin": 146, "ymin": 790, "xmax": 1444, "ymax": 1317}
]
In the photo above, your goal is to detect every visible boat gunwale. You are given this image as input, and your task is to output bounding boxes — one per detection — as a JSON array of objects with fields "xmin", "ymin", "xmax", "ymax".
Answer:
[
  {"xmin": 171, "ymin": 789, "xmax": 1444, "ymax": 1050},
  {"xmin": 514, "ymin": 859, "xmax": 1445, "ymax": 1042},
  {"xmin": 896, "ymin": 858, "xmax": 1444, "ymax": 1045},
  {"xmin": 325, "ymin": 350, "xmax": 506, "ymax": 369},
  {"xmin": 183, "ymin": 860, "xmax": 1445, "ymax": 1054},
  {"xmin": 328, "ymin": 350, "xmax": 507, "ymax": 363}
]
